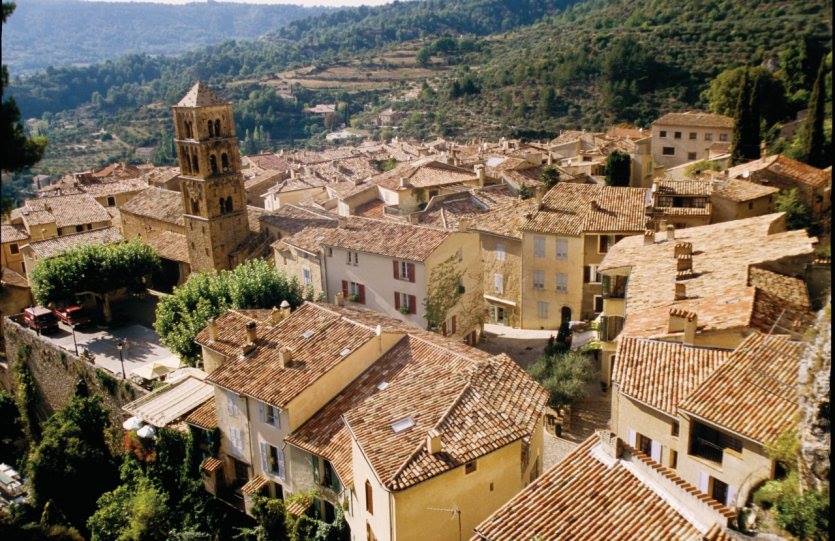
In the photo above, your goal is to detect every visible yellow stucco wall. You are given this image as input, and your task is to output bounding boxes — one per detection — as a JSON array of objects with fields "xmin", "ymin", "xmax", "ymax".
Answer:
[
  {"xmin": 710, "ymin": 194, "xmax": 774, "ymax": 224},
  {"xmin": 479, "ymin": 232, "xmax": 522, "ymax": 326},
  {"xmin": 1, "ymin": 240, "xmax": 26, "ymax": 275},
  {"xmin": 520, "ymin": 233, "xmax": 584, "ymax": 329},
  {"xmin": 274, "ymin": 245, "xmax": 325, "ymax": 298}
]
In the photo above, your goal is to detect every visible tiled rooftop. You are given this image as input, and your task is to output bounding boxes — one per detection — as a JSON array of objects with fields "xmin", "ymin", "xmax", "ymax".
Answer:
[
  {"xmin": 121, "ymin": 187, "xmax": 186, "ymax": 226},
  {"xmin": 654, "ymin": 178, "xmax": 713, "ymax": 197},
  {"xmin": 176, "ymin": 81, "xmax": 226, "ymax": 108},
  {"xmin": 711, "ymin": 178, "xmax": 778, "ymax": 202},
  {"xmin": 17, "ymin": 193, "xmax": 112, "ymax": 228},
  {"xmin": 521, "ymin": 183, "xmax": 649, "ymax": 235},
  {"xmin": 27, "ymin": 226, "xmax": 123, "ymax": 259},
  {"xmin": 654, "ymin": 111, "xmax": 734, "ymax": 129},
  {"xmin": 679, "ymin": 332, "xmax": 804, "ymax": 444},
  {"xmin": 185, "ymin": 398, "xmax": 217, "ymax": 430},
  {"xmin": 1, "ymin": 224, "xmax": 28, "ymax": 243},
  {"xmin": 1, "ymin": 267, "xmax": 28, "ymax": 288},
  {"xmin": 726, "ymin": 154, "xmax": 830, "ymax": 189},
  {"xmin": 613, "ymin": 338, "xmax": 729, "ymax": 416},
  {"xmin": 473, "ymin": 434, "xmax": 735, "ymax": 541},
  {"xmin": 373, "ymin": 159, "xmax": 477, "ymax": 191}
]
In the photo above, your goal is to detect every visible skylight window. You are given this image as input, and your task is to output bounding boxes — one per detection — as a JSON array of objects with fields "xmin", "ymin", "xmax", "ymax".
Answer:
[
  {"xmin": 391, "ymin": 416, "xmax": 415, "ymax": 433},
  {"xmin": 340, "ymin": 347, "xmax": 352, "ymax": 356},
  {"xmin": 377, "ymin": 381, "xmax": 389, "ymax": 391},
  {"xmin": 301, "ymin": 330, "xmax": 314, "ymax": 339}
]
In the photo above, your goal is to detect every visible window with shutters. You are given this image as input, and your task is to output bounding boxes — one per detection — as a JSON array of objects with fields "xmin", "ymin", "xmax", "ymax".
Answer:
[
  {"xmin": 533, "ymin": 236, "xmax": 545, "ymax": 258},
  {"xmin": 495, "ymin": 242, "xmax": 506, "ymax": 261},
  {"xmin": 262, "ymin": 403, "xmax": 279, "ymax": 427},
  {"xmin": 555, "ymin": 238, "xmax": 568, "ymax": 260},
  {"xmin": 226, "ymin": 391, "xmax": 239, "ymax": 417},
  {"xmin": 586, "ymin": 264, "xmax": 601, "ymax": 283},
  {"xmin": 344, "ymin": 281, "xmax": 365, "ymax": 304},
  {"xmin": 705, "ymin": 132, "xmax": 713, "ymax": 141},
  {"xmin": 365, "ymin": 480, "xmax": 373, "ymax": 514},
  {"xmin": 394, "ymin": 260, "xmax": 415, "ymax": 282},
  {"xmin": 537, "ymin": 301, "xmax": 549, "ymax": 319},
  {"xmin": 346, "ymin": 250, "xmax": 359, "ymax": 265},
  {"xmin": 302, "ymin": 268, "xmax": 312, "ymax": 286},
  {"xmin": 593, "ymin": 295, "xmax": 604, "ymax": 313},
  {"xmin": 556, "ymin": 273, "xmax": 568, "ymax": 293},
  {"xmin": 493, "ymin": 273, "xmax": 504, "ymax": 294},
  {"xmin": 395, "ymin": 292, "xmax": 416, "ymax": 314},
  {"xmin": 598, "ymin": 235, "xmax": 614, "ymax": 253},
  {"xmin": 533, "ymin": 270, "xmax": 545, "ymax": 290}
]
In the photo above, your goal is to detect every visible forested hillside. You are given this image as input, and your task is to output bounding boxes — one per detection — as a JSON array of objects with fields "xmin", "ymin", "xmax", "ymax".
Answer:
[
  {"xmin": 400, "ymin": 0, "xmax": 832, "ymax": 138},
  {"xmin": 1, "ymin": 0, "xmax": 331, "ymax": 74}
]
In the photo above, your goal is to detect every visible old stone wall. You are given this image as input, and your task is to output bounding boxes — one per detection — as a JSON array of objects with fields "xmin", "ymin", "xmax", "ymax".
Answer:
[
  {"xmin": 1, "ymin": 316, "xmax": 147, "ymax": 422},
  {"xmin": 797, "ymin": 299, "xmax": 830, "ymax": 492}
]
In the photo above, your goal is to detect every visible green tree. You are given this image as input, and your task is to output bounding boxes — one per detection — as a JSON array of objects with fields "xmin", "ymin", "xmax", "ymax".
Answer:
[
  {"xmin": 151, "ymin": 129, "xmax": 175, "ymax": 166},
  {"xmin": 604, "ymin": 150, "xmax": 631, "ymax": 187},
  {"xmin": 422, "ymin": 255, "xmax": 463, "ymax": 332},
  {"xmin": 416, "ymin": 46, "xmax": 431, "ymax": 67},
  {"xmin": 1, "ymin": 2, "xmax": 47, "ymax": 213},
  {"xmin": 27, "ymin": 396, "xmax": 118, "ymax": 533},
  {"xmin": 88, "ymin": 478, "xmax": 170, "ymax": 541},
  {"xmin": 538, "ymin": 87, "xmax": 559, "ymax": 116},
  {"xmin": 0, "ymin": 389, "xmax": 24, "ymax": 465},
  {"xmin": 703, "ymin": 67, "xmax": 789, "ymax": 126},
  {"xmin": 30, "ymin": 240, "xmax": 161, "ymax": 319},
  {"xmin": 527, "ymin": 350, "xmax": 595, "ymax": 410},
  {"xmin": 730, "ymin": 72, "xmax": 759, "ymax": 165},
  {"xmin": 291, "ymin": 515, "xmax": 319, "ymax": 541},
  {"xmin": 775, "ymin": 188, "xmax": 813, "ymax": 231},
  {"xmin": 154, "ymin": 259, "xmax": 305, "ymax": 363},
  {"xmin": 798, "ymin": 58, "xmax": 828, "ymax": 168},
  {"xmin": 539, "ymin": 165, "xmax": 560, "ymax": 189},
  {"xmin": 241, "ymin": 496, "xmax": 289, "ymax": 541}
]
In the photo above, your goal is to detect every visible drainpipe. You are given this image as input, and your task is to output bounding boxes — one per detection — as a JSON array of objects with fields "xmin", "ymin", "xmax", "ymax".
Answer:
[{"xmin": 320, "ymin": 247, "xmax": 329, "ymax": 302}]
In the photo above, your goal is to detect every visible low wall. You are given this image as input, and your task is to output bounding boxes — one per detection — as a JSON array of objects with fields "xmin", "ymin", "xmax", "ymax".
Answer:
[{"xmin": 2, "ymin": 316, "xmax": 147, "ymax": 422}]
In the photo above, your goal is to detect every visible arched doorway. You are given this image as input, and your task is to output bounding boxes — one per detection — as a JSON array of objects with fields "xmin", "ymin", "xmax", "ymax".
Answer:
[{"xmin": 560, "ymin": 306, "xmax": 572, "ymax": 326}]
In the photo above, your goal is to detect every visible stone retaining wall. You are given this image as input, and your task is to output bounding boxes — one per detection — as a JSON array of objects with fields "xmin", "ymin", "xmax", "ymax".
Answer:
[{"xmin": 1, "ymin": 316, "xmax": 147, "ymax": 422}]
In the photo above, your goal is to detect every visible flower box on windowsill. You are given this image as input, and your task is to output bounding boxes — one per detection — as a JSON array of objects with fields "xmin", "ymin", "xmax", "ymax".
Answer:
[
  {"xmin": 347, "ymin": 294, "xmax": 360, "ymax": 303},
  {"xmin": 398, "ymin": 305, "xmax": 411, "ymax": 315}
]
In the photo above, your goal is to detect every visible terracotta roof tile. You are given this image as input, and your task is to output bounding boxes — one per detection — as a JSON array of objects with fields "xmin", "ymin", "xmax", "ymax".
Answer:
[
  {"xmin": 1, "ymin": 267, "xmax": 29, "ymax": 288},
  {"xmin": 522, "ymin": 183, "xmax": 649, "ymax": 235},
  {"xmin": 373, "ymin": 159, "xmax": 477, "ymax": 191},
  {"xmin": 679, "ymin": 333, "xmax": 804, "ymax": 444},
  {"xmin": 613, "ymin": 338, "xmax": 729, "ymax": 416},
  {"xmin": 17, "ymin": 193, "xmax": 112, "ymax": 229},
  {"xmin": 27, "ymin": 227, "xmax": 123, "ymax": 259},
  {"xmin": 654, "ymin": 111, "xmax": 734, "ymax": 129},
  {"xmin": 654, "ymin": 178, "xmax": 713, "ymax": 196},
  {"xmin": 711, "ymin": 178, "xmax": 778, "ymax": 202},
  {"xmin": 748, "ymin": 266, "xmax": 810, "ymax": 308},
  {"xmin": 473, "ymin": 434, "xmax": 734, "ymax": 541},
  {"xmin": 143, "ymin": 230, "xmax": 189, "ymax": 263},
  {"xmin": 1, "ymin": 224, "xmax": 29, "ymax": 243},
  {"xmin": 241, "ymin": 474, "xmax": 269, "ymax": 495},
  {"xmin": 176, "ymin": 81, "xmax": 225, "ymax": 108},
  {"xmin": 201, "ymin": 457, "xmax": 223, "ymax": 472},
  {"xmin": 726, "ymin": 154, "xmax": 830, "ymax": 189},
  {"xmin": 185, "ymin": 398, "xmax": 217, "ymax": 430},
  {"xmin": 121, "ymin": 187, "xmax": 185, "ymax": 226}
]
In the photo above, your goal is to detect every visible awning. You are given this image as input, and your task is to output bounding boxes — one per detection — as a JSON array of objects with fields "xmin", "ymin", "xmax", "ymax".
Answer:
[
  {"xmin": 483, "ymin": 294, "xmax": 517, "ymax": 307},
  {"xmin": 130, "ymin": 356, "xmax": 182, "ymax": 381}
]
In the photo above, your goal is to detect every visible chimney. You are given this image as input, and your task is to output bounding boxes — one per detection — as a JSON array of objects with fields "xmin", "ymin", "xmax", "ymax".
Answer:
[
  {"xmin": 590, "ymin": 199, "xmax": 601, "ymax": 212},
  {"xmin": 335, "ymin": 291, "xmax": 345, "ymax": 307},
  {"xmin": 245, "ymin": 320, "xmax": 257, "ymax": 343},
  {"xmin": 280, "ymin": 299, "xmax": 291, "ymax": 320},
  {"xmin": 427, "ymin": 428, "xmax": 443, "ymax": 454},
  {"xmin": 676, "ymin": 253, "xmax": 693, "ymax": 272},
  {"xmin": 474, "ymin": 164, "xmax": 486, "ymax": 187},
  {"xmin": 668, "ymin": 308, "xmax": 696, "ymax": 333},
  {"xmin": 207, "ymin": 318, "xmax": 217, "ymax": 341},
  {"xmin": 279, "ymin": 346, "xmax": 293, "ymax": 368},
  {"xmin": 666, "ymin": 224, "xmax": 676, "ymax": 241},
  {"xmin": 657, "ymin": 219, "xmax": 666, "ymax": 232},
  {"xmin": 547, "ymin": 152, "xmax": 554, "ymax": 165},
  {"xmin": 683, "ymin": 313, "xmax": 698, "ymax": 345},
  {"xmin": 399, "ymin": 176, "xmax": 408, "ymax": 189},
  {"xmin": 375, "ymin": 324, "xmax": 382, "ymax": 336},
  {"xmin": 408, "ymin": 212, "xmax": 420, "ymax": 225},
  {"xmin": 643, "ymin": 230, "xmax": 655, "ymax": 245},
  {"xmin": 597, "ymin": 430, "xmax": 623, "ymax": 460},
  {"xmin": 674, "ymin": 242, "xmax": 692, "ymax": 258},
  {"xmin": 270, "ymin": 306, "xmax": 282, "ymax": 325},
  {"xmin": 674, "ymin": 282, "xmax": 687, "ymax": 300}
]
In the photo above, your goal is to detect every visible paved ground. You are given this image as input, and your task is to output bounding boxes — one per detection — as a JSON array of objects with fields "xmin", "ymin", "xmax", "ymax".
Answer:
[
  {"xmin": 479, "ymin": 323, "xmax": 553, "ymax": 368},
  {"xmin": 45, "ymin": 295, "xmax": 175, "ymax": 379},
  {"xmin": 543, "ymin": 432, "xmax": 578, "ymax": 469}
]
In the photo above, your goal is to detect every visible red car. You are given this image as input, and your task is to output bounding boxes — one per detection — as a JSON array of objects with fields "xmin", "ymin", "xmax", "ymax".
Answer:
[
  {"xmin": 23, "ymin": 306, "xmax": 59, "ymax": 335},
  {"xmin": 52, "ymin": 305, "xmax": 92, "ymax": 327}
]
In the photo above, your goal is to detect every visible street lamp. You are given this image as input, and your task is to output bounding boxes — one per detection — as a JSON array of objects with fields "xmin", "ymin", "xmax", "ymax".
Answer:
[
  {"xmin": 70, "ymin": 323, "xmax": 79, "ymax": 356},
  {"xmin": 116, "ymin": 338, "xmax": 127, "ymax": 379}
]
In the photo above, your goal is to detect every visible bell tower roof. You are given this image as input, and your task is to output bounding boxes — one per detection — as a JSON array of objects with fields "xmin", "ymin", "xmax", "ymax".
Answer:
[{"xmin": 176, "ymin": 81, "xmax": 226, "ymax": 108}]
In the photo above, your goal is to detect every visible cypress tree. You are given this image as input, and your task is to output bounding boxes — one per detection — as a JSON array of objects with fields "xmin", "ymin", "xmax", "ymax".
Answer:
[
  {"xmin": 748, "ymin": 73, "xmax": 762, "ymax": 160},
  {"xmin": 730, "ymin": 72, "xmax": 758, "ymax": 165},
  {"xmin": 800, "ymin": 58, "xmax": 827, "ymax": 168}
]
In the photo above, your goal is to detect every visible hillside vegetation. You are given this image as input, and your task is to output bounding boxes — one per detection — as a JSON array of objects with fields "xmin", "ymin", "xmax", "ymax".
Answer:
[{"xmin": 1, "ymin": 0, "xmax": 331, "ymax": 74}]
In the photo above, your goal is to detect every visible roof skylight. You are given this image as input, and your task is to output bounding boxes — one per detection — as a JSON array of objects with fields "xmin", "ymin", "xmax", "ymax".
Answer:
[
  {"xmin": 301, "ymin": 330, "xmax": 314, "ymax": 339},
  {"xmin": 390, "ymin": 416, "xmax": 415, "ymax": 433},
  {"xmin": 377, "ymin": 381, "xmax": 389, "ymax": 391}
]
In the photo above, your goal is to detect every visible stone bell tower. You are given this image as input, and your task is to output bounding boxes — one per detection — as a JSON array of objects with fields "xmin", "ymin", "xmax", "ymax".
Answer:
[{"xmin": 173, "ymin": 82, "xmax": 249, "ymax": 272}]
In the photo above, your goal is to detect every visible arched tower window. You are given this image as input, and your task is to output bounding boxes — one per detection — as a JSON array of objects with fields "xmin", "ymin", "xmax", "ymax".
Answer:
[
  {"xmin": 214, "ymin": 119, "xmax": 221, "ymax": 137},
  {"xmin": 185, "ymin": 120, "xmax": 193, "ymax": 139},
  {"xmin": 225, "ymin": 196, "xmax": 233, "ymax": 214},
  {"xmin": 219, "ymin": 198, "xmax": 225, "ymax": 215},
  {"xmin": 209, "ymin": 154, "xmax": 218, "ymax": 175},
  {"xmin": 191, "ymin": 198, "xmax": 200, "ymax": 214},
  {"xmin": 191, "ymin": 153, "xmax": 199, "ymax": 173},
  {"xmin": 179, "ymin": 147, "xmax": 190, "ymax": 173},
  {"xmin": 208, "ymin": 120, "xmax": 214, "ymax": 137},
  {"xmin": 221, "ymin": 153, "xmax": 230, "ymax": 172}
]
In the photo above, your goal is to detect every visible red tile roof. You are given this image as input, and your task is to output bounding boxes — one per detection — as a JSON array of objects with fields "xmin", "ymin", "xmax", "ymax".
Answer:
[
  {"xmin": 654, "ymin": 111, "xmax": 734, "ymax": 129},
  {"xmin": 679, "ymin": 332, "xmax": 804, "ymax": 444}
]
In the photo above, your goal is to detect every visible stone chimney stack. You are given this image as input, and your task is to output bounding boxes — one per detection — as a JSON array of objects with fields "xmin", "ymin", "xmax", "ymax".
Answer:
[
  {"xmin": 245, "ymin": 320, "xmax": 257, "ymax": 343},
  {"xmin": 270, "ymin": 306, "xmax": 281, "ymax": 325},
  {"xmin": 683, "ymin": 313, "xmax": 698, "ymax": 345},
  {"xmin": 547, "ymin": 152, "xmax": 554, "ymax": 166},
  {"xmin": 280, "ymin": 300, "xmax": 291, "ymax": 320},
  {"xmin": 597, "ymin": 430, "xmax": 623, "ymax": 460},
  {"xmin": 643, "ymin": 230, "xmax": 655, "ymax": 245},
  {"xmin": 474, "ymin": 164, "xmax": 486, "ymax": 187},
  {"xmin": 666, "ymin": 224, "xmax": 676, "ymax": 241},
  {"xmin": 676, "ymin": 253, "xmax": 693, "ymax": 273},
  {"xmin": 427, "ymin": 428, "xmax": 443, "ymax": 454},
  {"xmin": 279, "ymin": 346, "xmax": 293, "ymax": 368},
  {"xmin": 674, "ymin": 282, "xmax": 687, "ymax": 300},
  {"xmin": 674, "ymin": 242, "xmax": 692, "ymax": 258},
  {"xmin": 337, "ymin": 216, "xmax": 348, "ymax": 228},
  {"xmin": 207, "ymin": 318, "xmax": 217, "ymax": 341}
]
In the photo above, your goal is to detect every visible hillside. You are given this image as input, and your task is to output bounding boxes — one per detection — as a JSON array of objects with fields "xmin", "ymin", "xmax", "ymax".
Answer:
[
  {"xmin": 1, "ymin": 0, "xmax": 331, "ymax": 74},
  {"xmin": 6, "ymin": 0, "xmax": 832, "ymax": 177},
  {"xmin": 396, "ymin": 0, "xmax": 832, "ymax": 138}
]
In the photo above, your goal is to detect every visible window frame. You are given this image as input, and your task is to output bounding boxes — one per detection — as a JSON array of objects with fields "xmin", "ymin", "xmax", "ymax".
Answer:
[
  {"xmin": 495, "ymin": 242, "xmax": 506, "ymax": 261},
  {"xmin": 662, "ymin": 146, "xmax": 676, "ymax": 156},
  {"xmin": 555, "ymin": 238, "xmax": 568, "ymax": 260},
  {"xmin": 533, "ymin": 235, "xmax": 546, "ymax": 258},
  {"xmin": 555, "ymin": 272, "xmax": 568, "ymax": 293},
  {"xmin": 537, "ymin": 300, "xmax": 549, "ymax": 319},
  {"xmin": 532, "ymin": 270, "xmax": 545, "ymax": 290}
]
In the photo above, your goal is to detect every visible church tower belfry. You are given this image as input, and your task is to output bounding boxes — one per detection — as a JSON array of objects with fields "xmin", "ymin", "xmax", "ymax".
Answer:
[{"xmin": 173, "ymin": 82, "xmax": 249, "ymax": 272}]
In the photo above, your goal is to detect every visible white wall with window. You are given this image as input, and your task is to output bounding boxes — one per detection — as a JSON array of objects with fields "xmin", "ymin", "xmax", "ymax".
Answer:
[
  {"xmin": 493, "ymin": 273, "xmax": 504, "ymax": 294},
  {"xmin": 495, "ymin": 242, "xmax": 506, "ymax": 261}
]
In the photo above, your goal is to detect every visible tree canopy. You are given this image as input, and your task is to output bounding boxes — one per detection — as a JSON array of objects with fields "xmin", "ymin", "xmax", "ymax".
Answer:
[
  {"xmin": 30, "ymin": 240, "xmax": 161, "ymax": 307},
  {"xmin": 799, "ymin": 57, "xmax": 828, "ymax": 168},
  {"xmin": 154, "ymin": 259, "xmax": 306, "ymax": 363},
  {"xmin": 604, "ymin": 150, "xmax": 631, "ymax": 187},
  {"xmin": 527, "ymin": 350, "xmax": 595, "ymax": 410}
]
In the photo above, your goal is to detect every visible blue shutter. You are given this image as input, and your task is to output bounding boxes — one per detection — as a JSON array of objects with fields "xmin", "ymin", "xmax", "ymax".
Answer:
[
  {"xmin": 277, "ymin": 448, "xmax": 286, "ymax": 480},
  {"xmin": 260, "ymin": 441, "xmax": 269, "ymax": 474}
]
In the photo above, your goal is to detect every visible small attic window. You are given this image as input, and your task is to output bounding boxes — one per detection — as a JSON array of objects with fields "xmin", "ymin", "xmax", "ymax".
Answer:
[
  {"xmin": 377, "ymin": 381, "xmax": 389, "ymax": 391},
  {"xmin": 301, "ymin": 330, "xmax": 314, "ymax": 339},
  {"xmin": 340, "ymin": 347, "xmax": 352, "ymax": 356},
  {"xmin": 391, "ymin": 416, "xmax": 415, "ymax": 433}
]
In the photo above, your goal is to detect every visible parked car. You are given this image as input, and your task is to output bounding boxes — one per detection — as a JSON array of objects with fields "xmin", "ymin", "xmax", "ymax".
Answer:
[
  {"xmin": 23, "ymin": 307, "xmax": 59, "ymax": 335},
  {"xmin": 52, "ymin": 305, "xmax": 91, "ymax": 327}
]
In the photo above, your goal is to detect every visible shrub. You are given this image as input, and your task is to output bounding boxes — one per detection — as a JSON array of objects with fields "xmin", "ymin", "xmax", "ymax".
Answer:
[{"xmin": 527, "ymin": 350, "xmax": 594, "ymax": 410}]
